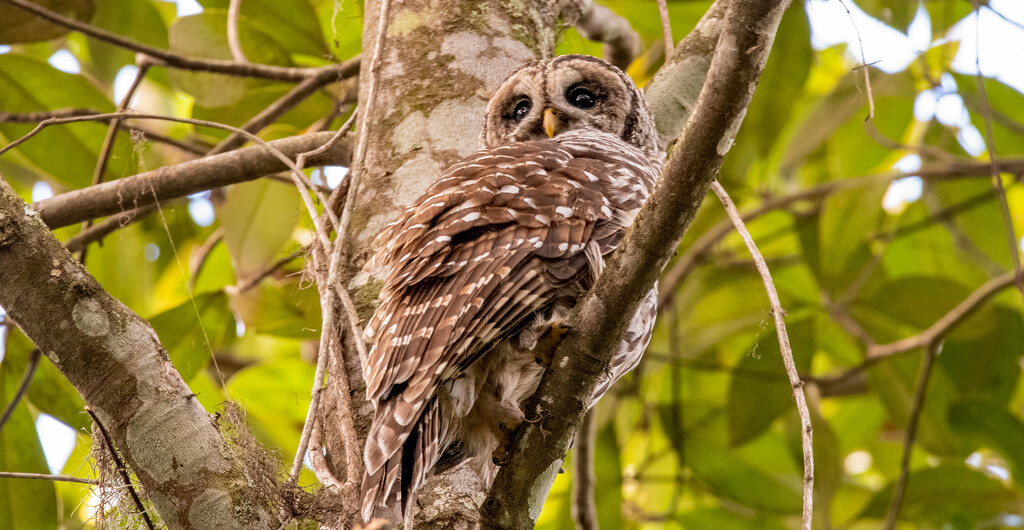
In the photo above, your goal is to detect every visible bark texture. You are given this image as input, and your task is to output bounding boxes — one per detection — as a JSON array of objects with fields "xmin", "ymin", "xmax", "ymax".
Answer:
[
  {"xmin": 0, "ymin": 179, "xmax": 274, "ymax": 530},
  {"xmin": 481, "ymin": 0, "xmax": 792, "ymax": 527}
]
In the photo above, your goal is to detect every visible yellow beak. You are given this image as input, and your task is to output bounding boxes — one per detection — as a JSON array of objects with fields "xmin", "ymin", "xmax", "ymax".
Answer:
[{"xmin": 542, "ymin": 108, "xmax": 559, "ymax": 138}]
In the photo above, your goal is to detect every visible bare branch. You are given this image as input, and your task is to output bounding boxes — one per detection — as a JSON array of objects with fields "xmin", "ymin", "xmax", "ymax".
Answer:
[
  {"xmin": 0, "ymin": 471, "xmax": 97, "ymax": 485},
  {"xmin": 568, "ymin": 0, "xmax": 644, "ymax": 70},
  {"xmin": 19, "ymin": 126, "xmax": 352, "ymax": 228},
  {"xmin": 656, "ymin": 0, "xmax": 674, "ymax": 56},
  {"xmin": 0, "ymin": 108, "xmax": 101, "ymax": 122},
  {"xmin": 79, "ymin": 61, "xmax": 152, "ymax": 262},
  {"xmin": 0, "ymin": 348, "xmax": 41, "ymax": 432},
  {"xmin": 814, "ymin": 270, "xmax": 1024, "ymax": 390},
  {"xmin": 711, "ymin": 181, "xmax": 812, "ymax": 528},
  {"xmin": 883, "ymin": 341, "xmax": 940, "ymax": 530},
  {"xmin": 227, "ymin": 0, "xmax": 248, "ymax": 63},
  {"xmin": 208, "ymin": 69, "xmax": 346, "ymax": 156},
  {"xmin": 62, "ymin": 204, "xmax": 159, "ymax": 254},
  {"xmin": 482, "ymin": 1, "xmax": 793, "ymax": 526},
  {"xmin": 2, "ymin": 0, "xmax": 359, "ymax": 82}
]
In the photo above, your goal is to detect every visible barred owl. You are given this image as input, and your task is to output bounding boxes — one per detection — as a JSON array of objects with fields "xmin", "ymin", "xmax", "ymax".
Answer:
[{"xmin": 360, "ymin": 55, "xmax": 663, "ymax": 521}]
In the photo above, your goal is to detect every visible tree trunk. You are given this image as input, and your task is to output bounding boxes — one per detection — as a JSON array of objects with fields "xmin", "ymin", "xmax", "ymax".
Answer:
[{"xmin": 0, "ymin": 179, "xmax": 275, "ymax": 530}]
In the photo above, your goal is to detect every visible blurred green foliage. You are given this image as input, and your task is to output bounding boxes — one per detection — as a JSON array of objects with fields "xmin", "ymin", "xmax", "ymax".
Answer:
[{"xmin": 1, "ymin": 0, "xmax": 1023, "ymax": 528}]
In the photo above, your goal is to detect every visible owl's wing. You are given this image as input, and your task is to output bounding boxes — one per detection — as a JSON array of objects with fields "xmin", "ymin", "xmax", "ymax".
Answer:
[{"xmin": 360, "ymin": 140, "xmax": 638, "ymax": 516}]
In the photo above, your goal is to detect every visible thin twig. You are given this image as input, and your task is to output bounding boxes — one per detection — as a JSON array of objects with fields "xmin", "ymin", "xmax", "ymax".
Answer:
[
  {"xmin": 231, "ymin": 251, "xmax": 304, "ymax": 294},
  {"xmin": 227, "ymin": 0, "xmax": 248, "ymax": 63},
  {"xmin": 86, "ymin": 408, "xmax": 156, "ymax": 530},
  {"xmin": 0, "ymin": 109, "xmax": 209, "ymax": 154},
  {"xmin": 189, "ymin": 227, "xmax": 225, "ymax": 289},
  {"xmin": 0, "ymin": 471, "xmax": 98, "ymax": 485},
  {"xmin": 656, "ymin": 0, "xmax": 674, "ymax": 56},
  {"xmin": 80, "ymin": 61, "xmax": 152, "ymax": 263},
  {"xmin": 711, "ymin": 181, "xmax": 812, "ymax": 529},
  {"xmin": 970, "ymin": 0, "xmax": 1024, "ymax": 299},
  {"xmin": 836, "ymin": 0, "xmax": 875, "ymax": 118},
  {"xmin": 0, "ymin": 349, "xmax": 42, "ymax": 432},
  {"xmin": 2, "ymin": 0, "xmax": 359, "ymax": 82},
  {"xmin": 297, "ymin": 106, "xmax": 358, "ymax": 171},
  {"xmin": 0, "ymin": 108, "xmax": 101, "ymax": 122},
  {"xmin": 208, "ymin": 69, "xmax": 342, "ymax": 156},
  {"xmin": 883, "ymin": 341, "xmax": 940, "ymax": 529},
  {"xmin": 63, "ymin": 204, "xmax": 159, "ymax": 253},
  {"xmin": 571, "ymin": 410, "xmax": 598, "ymax": 530}
]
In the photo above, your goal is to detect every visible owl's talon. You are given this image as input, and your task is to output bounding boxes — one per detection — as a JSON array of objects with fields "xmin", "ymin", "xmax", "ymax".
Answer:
[{"xmin": 534, "ymin": 322, "xmax": 571, "ymax": 367}]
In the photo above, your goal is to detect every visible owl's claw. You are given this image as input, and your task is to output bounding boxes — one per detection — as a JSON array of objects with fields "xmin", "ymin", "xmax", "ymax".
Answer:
[
  {"xmin": 534, "ymin": 322, "xmax": 572, "ymax": 368},
  {"xmin": 492, "ymin": 421, "xmax": 519, "ymax": 466}
]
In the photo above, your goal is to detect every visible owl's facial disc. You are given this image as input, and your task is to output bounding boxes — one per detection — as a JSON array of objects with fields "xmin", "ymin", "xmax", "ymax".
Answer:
[{"xmin": 481, "ymin": 55, "xmax": 660, "ymax": 158}]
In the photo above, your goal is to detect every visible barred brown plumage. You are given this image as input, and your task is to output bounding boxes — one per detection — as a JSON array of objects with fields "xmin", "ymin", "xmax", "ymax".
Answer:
[{"xmin": 360, "ymin": 55, "xmax": 665, "ymax": 522}]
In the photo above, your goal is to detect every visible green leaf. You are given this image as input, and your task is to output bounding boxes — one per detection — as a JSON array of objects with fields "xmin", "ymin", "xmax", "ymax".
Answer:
[
  {"xmin": 226, "ymin": 358, "xmax": 313, "ymax": 453},
  {"xmin": 956, "ymin": 73, "xmax": 1024, "ymax": 156},
  {"xmin": 866, "ymin": 353, "xmax": 964, "ymax": 456},
  {"xmin": 594, "ymin": 422, "xmax": 623, "ymax": 528},
  {"xmin": 816, "ymin": 182, "xmax": 888, "ymax": 296},
  {"xmin": 233, "ymin": 280, "xmax": 321, "ymax": 339},
  {"xmin": 727, "ymin": 318, "xmax": 813, "ymax": 446},
  {"xmin": 168, "ymin": 11, "xmax": 292, "ymax": 107},
  {"xmin": 722, "ymin": 2, "xmax": 812, "ymax": 185},
  {"xmin": 198, "ymin": 0, "xmax": 328, "ymax": 57},
  {"xmin": 84, "ymin": 0, "xmax": 170, "ymax": 83},
  {"xmin": 858, "ymin": 464, "xmax": 1023, "ymax": 523},
  {"xmin": 3, "ymin": 328, "xmax": 88, "ymax": 432},
  {"xmin": 0, "ymin": 347, "xmax": 59, "ymax": 529},
  {"xmin": 926, "ymin": 0, "xmax": 974, "ymax": 34},
  {"xmin": 937, "ymin": 306, "xmax": 1023, "ymax": 404},
  {"xmin": 855, "ymin": 0, "xmax": 917, "ymax": 32},
  {"xmin": 949, "ymin": 400, "xmax": 1024, "ymax": 483},
  {"xmin": 0, "ymin": 53, "xmax": 123, "ymax": 188},
  {"xmin": 217, "ymin": 178, "xmax": 301, "ymax": 278},
  {"xmin": 150, "ymin": 291, "xmax": 235, "ymax": 382},
  {"xmin": 687, "ymin": 437, "xmax": 803, "ymax": 513},
  {"xmin": 780, "ymin": 70, "xmax": 915, "ymax": 179},
  {"xmin": 0, "ymin": 0, "xmax": 95, "ymax": 44}
]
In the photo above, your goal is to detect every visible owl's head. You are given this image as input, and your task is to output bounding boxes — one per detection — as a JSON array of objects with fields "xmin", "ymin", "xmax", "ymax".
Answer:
[{"xmin": 481, "ymin": 55, "xmax": 659, "ymax": 157}]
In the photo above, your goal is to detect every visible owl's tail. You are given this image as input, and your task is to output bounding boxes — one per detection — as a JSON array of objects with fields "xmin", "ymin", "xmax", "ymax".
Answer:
[{"xmin": 361, "ymin": 397, "xmax": 446, "ymax": 523}]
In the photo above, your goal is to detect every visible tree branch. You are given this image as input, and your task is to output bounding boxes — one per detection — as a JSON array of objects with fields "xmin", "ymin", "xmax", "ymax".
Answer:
[
  {"xmin": 1, "ymin": 0, "xmax": 359, "ymax": 82},
  {"xmin": 29, "ymin": 130, "xmax": 352, "ymax": 228},
  {"xmin": 813, "ymin": 270, "xmax": 1024, "ymax": 391},
  {"xmin": 567, "ymin": 0, "xmax": 644, "ymax": 70},
  {"xmin": 481, "ymin": 1, "xmax": 792, "ymax": 527},
  {"xmin": 883, "ymin": 341, "xmax": 940, "ymax": 529},
  {"xmin": 0, "ymin": 471, "xmax": 97, "ymax": 485},
  {"xmin": 0, "ymin": 179, "xmax": 277, "ymax": 529},
  {"xmin": 711, "ymin": 181, "xmax": 812, "ymax": 528}
]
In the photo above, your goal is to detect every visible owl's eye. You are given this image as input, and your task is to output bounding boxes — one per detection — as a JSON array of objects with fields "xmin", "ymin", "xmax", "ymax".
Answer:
[
  {"xmin": 511, "ymin": 99, "xmax": 532, "ymax": 122},
  {"xmin": 567, "ymin": 85, "xmax": 597, "ymax": 109}
]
